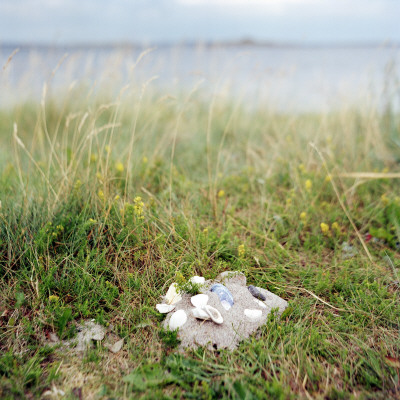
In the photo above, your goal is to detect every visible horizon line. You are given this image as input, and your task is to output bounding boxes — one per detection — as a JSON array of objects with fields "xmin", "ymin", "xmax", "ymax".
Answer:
[{"xmin": 1, "ymin": 38, "xmax": 399, "ymax": 50}]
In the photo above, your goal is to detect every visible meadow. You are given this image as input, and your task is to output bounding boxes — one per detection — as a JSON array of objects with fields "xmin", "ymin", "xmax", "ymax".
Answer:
[{"xmin": 0, "ymin": 49, "xmax": 400, "ymax": 399}]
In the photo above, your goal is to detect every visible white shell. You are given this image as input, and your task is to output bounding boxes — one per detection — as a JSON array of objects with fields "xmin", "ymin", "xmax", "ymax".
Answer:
[
  {"xmin": 169, "ymin": 310, "xmax": 187, "ymax": 330},
  {"xmin": 192, "ymin": 305, "xmax": 223, "ymax": 324},
  {"xmin": 253, "ymin": 298, "xmax": 267, "ymax": 308},
  {"xmin": 190, "ymin": 294, "xmax": 209, "ymax": 308},
  {"xmin": 204, "ymin": 305, "xmax": 223, "ymax": 324},
  {"xmin": 244, "ymin": 309, "xmax": 262, "ymax": 321},
  {"xmin": 189, "ymin": 276, "xmax": 205, "ymax": 285},
  {"xmin": 165, "ymin": 283, "xmax": 182, "ymax": 305},
  {"xmin": 156, "ymin": 303, "xmax": 175, "ymax": 313},
  {"xmin": 191, "ymin": 307, "xmax": 210, "ymax": 320}
]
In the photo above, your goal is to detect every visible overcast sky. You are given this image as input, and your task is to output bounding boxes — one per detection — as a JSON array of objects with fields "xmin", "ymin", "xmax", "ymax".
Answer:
[{"xmin": 1, "ymin": 0, "xmax": 399, "ymax": 44}]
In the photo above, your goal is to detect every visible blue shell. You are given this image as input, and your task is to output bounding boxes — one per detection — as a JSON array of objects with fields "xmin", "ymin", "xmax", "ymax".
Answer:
[{"xmin": 210, "ymin": 284, "xmax": 234, "ymax": 310}]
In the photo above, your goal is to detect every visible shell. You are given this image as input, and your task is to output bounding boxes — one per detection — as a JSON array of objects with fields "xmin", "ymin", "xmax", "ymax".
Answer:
[
  {"xmin": 210, "ymin": 284, "xmax": 234, "ymax": 310},
  {"xmin": 191, "ymin": 305, "xmax": 223, "ymax": 324},
  {"xmin": 248, "ymin": 285, "xmax": 266, "ymax": 301},
  {"xmin": 190, "ymin": 294, "xmax": 209, "ymax": 308},
  {"xmin": 156, "ymin": 303, "xmax": 175, "ymax": 313},
  {"xmin": 244, "ymin": 309, "xmax": 262, "ymax": 321},
  {"xmin": 165, "ymin": 283, "xmax": 182, "ymax": 305},
  {"xmin": 189, "ymin": 276, "xmax": 206, "ymax": 285},
  {"xmin": 169, "ymin": 310, "xmax": 187, "ymax": 330},
  {"xmin": 204, "ymin": 305, "xmax": 223, "ymax": 324},
  {"xmin": 253, "ymin": 298, "xmax": 267, "ymax": 308},
  {"xmin": 191, "ymin": 307, "xmax": 210, "ymax": 320}
]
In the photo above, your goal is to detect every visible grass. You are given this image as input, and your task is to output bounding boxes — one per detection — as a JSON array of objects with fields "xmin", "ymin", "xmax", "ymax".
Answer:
[{"xmin": 0, "ymin": 65, "xmax": 400, "ymax": 399}]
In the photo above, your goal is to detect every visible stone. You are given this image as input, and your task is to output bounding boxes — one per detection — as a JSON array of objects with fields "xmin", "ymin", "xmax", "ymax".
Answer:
[{"xmin": 248, "ymin": 285, "xmax": 267, "ymax": 301}]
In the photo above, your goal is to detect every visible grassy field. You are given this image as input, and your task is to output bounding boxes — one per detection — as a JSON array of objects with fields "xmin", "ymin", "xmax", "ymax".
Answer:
[{"xmin": 0, "ymin": 71, "xmax": 400, "ymax": 399}]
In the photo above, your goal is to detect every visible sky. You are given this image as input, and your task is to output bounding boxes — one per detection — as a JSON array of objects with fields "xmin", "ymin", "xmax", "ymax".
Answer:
[{"xmin": 1, "ymin": 0, "xmax": 399, "ymax": 45}]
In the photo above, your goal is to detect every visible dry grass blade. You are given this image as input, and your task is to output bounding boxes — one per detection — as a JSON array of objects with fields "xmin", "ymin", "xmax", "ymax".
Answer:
[
  {"xmin": 2, "ymin": 48, "xmax": 19, "ymax": 71},
  {"xmin": 310, "ymin": 142, "xmax": 374, "ymax": 266},
  {"xmin": 339, "ymin": 172, "xmax": 400, "ymax": 179}
]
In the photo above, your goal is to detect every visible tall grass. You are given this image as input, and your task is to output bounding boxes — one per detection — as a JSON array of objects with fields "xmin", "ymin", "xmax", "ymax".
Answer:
[{"xmin": 0, "ymin": 47, "xmax": 399, "ymax": 399}]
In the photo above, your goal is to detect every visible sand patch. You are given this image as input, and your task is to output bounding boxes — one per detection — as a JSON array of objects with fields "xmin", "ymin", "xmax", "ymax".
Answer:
[{"xmin": 162, "ymin": 271, "xmax": 288, "ymax": 350}]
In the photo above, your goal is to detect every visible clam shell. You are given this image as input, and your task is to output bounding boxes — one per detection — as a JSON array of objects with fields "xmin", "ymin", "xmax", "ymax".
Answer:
[
  {"xmin": 156, "ymin": 303, "xmax": 175, "ymax": 313},
  {"xmin": 253, "ymin": 298, "xmax": 267, "ymax": 308},
  {"xmin": 191, "ymin": 305, "xmax": 223, "ymax": 324},
  {"xmin": 189, "ymin": 276, "xmax": 205, "ymax": 285},
  {"xmin": 191, "ymin": 307, "xmax": 210, "ymax": 320},
  {"xmin": 244, "ymin": 309, "xmax": 262, "ymax": 321},
  {"xmin": 169, "ymin": 310, "xmax": 187, "ymax": 330},
  {"xmin": 191, "ymin": 294, "xmax": 209, "ymax": 308},
  {"xmin": 165, "ymin": 283, "xmax": 182, "ymax": 305},
  {"xmin": 204, "ymin": 305, "xmax": 223, "ymax": 324}
]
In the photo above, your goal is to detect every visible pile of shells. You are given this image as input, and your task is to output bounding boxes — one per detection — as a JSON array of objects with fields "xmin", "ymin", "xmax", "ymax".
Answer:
[{"xmin": 155, "ymin": 271, "xmax": 288, "ymax": 350}]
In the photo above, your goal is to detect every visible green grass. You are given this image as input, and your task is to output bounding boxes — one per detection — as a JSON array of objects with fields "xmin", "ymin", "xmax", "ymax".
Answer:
[{"xmin": 0, "ymin": 80, "xmax": 400, "ymax": 399}]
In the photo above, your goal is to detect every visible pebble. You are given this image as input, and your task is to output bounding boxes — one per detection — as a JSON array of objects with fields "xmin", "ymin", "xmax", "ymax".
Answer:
[{"xmin": 248, "ymin": 285, "xmax": 267, "ymax": 301}]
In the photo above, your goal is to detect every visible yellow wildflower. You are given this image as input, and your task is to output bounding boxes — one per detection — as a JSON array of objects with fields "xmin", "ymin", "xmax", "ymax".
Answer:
[
  {"xmin": 74, "ymin": 179, "xmax": 82, "ymax": 190},
  {"xmin": 325, "ymin": 175, "xmax": 332, "ymax": 183},
  {"xmin": 286, "ymin": 198, "xmax": 292, "ymax": 206},
  {"xmin": 331, "ymin": 222, "xmax": 340, "ymax": 232},
  {"xmin": 217, "ymin": 190, "xmax": 225, "ymax": 198},
  {"xmin": 96, "ymin": 172, "xmax": 103, "ymax": 180},
  {"xmin": 133, "ymin": 196, "xmax": 144, "ymax": 218},
  {"xmin": 142, "ymin": 156, "xmax": 148, "ymax": 164},
  {"xmin": 381, "ymin": 194, "xmax": 389, "ymax": 206},
  {"xmin": 90, "ymin": 153, "xmax": 98, "ymax": 163},
  {"xmin": 300, "ymin": 212, "xmax": 307, "ymax": 221},
  {"xmin": 382, "ymin": 167, "xmax": 389, "ymax": 173},
  {"xmin": 105, "ymin": 145, "xmax": 111, "ymax": 154},
  {"xmin": 115, "ymin": 161, "xmax": 124, "ymax": 173},
  {"xmin": 299, "ymin": 164, "xmax": 306, "ymax": 173},
  {"xmin": 98, "ymin": 190, "xmax": 104, "ymax": 200},
  {"xmin": 176, "ymin": 272, "xmax": 186, "ymax": 284},
  {"xmin": 88, "ymin": 218, "xmax": 97, "ymax": 223},
  {"xmin": 320, "ymin": 222, "xmax": 330, "ymax": 234},
  {"xmin": 114, "ymin": 195, "xmax": 120, "ymax": 201},
  {"xmin": 49, "ymin": 295, "xmax": 59, "ymax": 302},
  {"xmin": 203, "ymin": 228, "xmax": 208, "ymax": 234},
  {"xmin": 238, "ymin": 244, "xmax": 245, "ymax": 258},
  {"xmin": 305, "ymin": 179, "xmax": 312, "ymax": 191}
]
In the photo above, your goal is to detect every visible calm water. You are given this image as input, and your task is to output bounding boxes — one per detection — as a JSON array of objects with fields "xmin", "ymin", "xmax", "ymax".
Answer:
[{"xmin": 1, "ymin": 43, "xmax": 399, "ymax": 112}]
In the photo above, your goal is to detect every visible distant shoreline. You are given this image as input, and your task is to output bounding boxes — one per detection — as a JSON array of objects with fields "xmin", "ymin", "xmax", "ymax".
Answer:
[{"xmin": 1, "ymin": 39, "xmax": 399, "ymax": 51}]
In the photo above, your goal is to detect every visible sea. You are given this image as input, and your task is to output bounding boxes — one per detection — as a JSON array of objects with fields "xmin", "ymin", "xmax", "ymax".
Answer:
[{"xmin": 1, "ymin": 43, "xmax": 399, "ymax": 112}]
